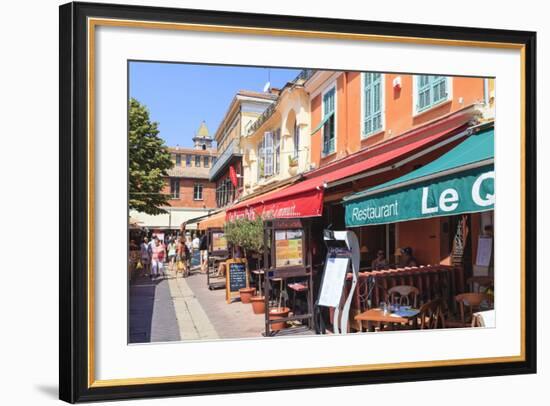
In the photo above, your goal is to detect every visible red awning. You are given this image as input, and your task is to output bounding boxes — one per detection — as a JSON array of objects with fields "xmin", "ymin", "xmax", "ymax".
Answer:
[{"xmin": 227, "ymin": 113, "xmax": 472, "ymax": 221}]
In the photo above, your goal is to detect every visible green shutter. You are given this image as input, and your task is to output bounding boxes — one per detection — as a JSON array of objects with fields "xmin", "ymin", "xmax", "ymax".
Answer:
[
  {"xmin": 417, "ymin": 75, "xmax": 431, "ymax": 111},
  {"xmin": 363, "ymin": 73, "xmax": 383, "ymax": 136},
  {"xmin": 310, "ymin": 111, "xmax": 334, "ymax": 136},
  {"xmin": 319, "ymin": 87, "xmax": 336, "ymax": 155},
  {"xmin": 417, "ymin": 75, "xmax": 448, "ymax": 111},
  {"xmin": 432, "ymin": 76, "xmax": 448, "ymax": 104}
]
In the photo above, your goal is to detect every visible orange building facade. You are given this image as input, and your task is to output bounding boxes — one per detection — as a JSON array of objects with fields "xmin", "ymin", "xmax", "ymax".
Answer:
[
  {"xmin": 308, "ymin": 71, "xmax": 488, "ymax": 170},
  {"xmin": 305, "ymin": 70, "xmax": 494, "ymax": 276}
]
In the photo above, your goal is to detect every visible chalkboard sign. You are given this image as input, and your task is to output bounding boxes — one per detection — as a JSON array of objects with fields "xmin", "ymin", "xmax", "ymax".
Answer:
[{"xmin": 225, "ymin": 259, "xmax": 249, "ymax": 303}]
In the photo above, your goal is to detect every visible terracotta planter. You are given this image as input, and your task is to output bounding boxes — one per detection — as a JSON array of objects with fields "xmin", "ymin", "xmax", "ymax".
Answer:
[
  {"xmin": 250, "ymin": 296, "xmax": 265, "ymax": 314},
  {"xmin": 239, "ymin": 287, "xmax": 255, "ymax": 304},
  {"xmin": 269, "ymin": 307, "xmax": 290, "ymax": 331}
]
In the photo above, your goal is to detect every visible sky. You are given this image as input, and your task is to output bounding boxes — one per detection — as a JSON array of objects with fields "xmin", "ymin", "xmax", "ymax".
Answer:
[{"xmin": 129, "ymin": 62, "xmax": 301, "ymax": 147}]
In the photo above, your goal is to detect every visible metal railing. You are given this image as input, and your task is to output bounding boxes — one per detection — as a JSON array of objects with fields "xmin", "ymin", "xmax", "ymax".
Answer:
[{"xmin": 208, "ymin": 138, "xmax": 241, "ymax": 181}]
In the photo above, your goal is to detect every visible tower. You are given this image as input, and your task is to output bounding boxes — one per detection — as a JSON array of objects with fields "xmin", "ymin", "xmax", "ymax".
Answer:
[{"xmin": 192, "ymin": 121, "xmax": 213, "ymax": 150}]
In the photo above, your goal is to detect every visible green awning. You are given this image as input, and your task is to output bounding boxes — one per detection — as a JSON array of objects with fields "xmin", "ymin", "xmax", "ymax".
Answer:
[
  {"xmin": 310, "ymin": 111, "xmax": 334, "ymax": 136},
  {"xmin": 344, "ymin": 128, "xmax": 494, "ymax": 227}
]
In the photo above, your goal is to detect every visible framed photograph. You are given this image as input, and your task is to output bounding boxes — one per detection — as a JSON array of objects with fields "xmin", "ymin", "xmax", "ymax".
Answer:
[{"xmin": 59, "ymin": 1, "xmax": 536, "ymax": 403}]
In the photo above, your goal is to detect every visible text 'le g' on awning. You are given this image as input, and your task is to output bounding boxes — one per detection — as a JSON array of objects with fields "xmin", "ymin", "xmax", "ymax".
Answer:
[{"xmin": 343, "ymin": 127, "xmax": 494, "ymax": 227}]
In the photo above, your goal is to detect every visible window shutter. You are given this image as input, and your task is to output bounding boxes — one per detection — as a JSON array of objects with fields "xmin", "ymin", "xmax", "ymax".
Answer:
[
  {"xmin": 274, "ymin": 129, "xmax": 281, "ymax": 174},
  {"xmin": 417, "ymin": 75, "xmax": 431, "ymax": 111},
  {"xmin": 363, "ymin": 73, "xmax": 383, "ymax": 136},
  {"xmin": 322, "ymin": 88, "xmax": 336, "ymax": 155},
  {"xmin": 257, "ymin": 140, "xmax": 264, "ymax": 179},
  {"xmin": 264, "ymin": 131, "xmax": 273, "ymax": 176},
  {"xmin": 432, "ymin": 76, "xmax": 448, "ymax": 104},
  {"xmin": 293, "ymin": 123, "xmax": 300, "ymax": 159}
]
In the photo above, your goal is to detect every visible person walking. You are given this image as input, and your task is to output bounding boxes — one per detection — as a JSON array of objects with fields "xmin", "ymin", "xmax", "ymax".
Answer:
[
  {"xmin": 150, "ymin": 236, "xmax": 166, "ymax": 279},
  {"xmin": 175, "ymin": 235, "xmax": 188, "ymax": 277},
  {"xmin": 140, "ymin": 236, "xmax": 152, "ymax": 277},
  {"xmin": 199, "ymin": 232, "xmax": 208, "ymax": 274},
  {"xmin": 167, "ymin": 237, "xmax": 177, "ymax": 274}
]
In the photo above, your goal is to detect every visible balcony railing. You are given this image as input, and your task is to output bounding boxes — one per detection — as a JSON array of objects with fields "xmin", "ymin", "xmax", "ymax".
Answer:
[
  {"xmin": 247, "ymin": 69, "xmax": 316, "ymax": 137},
  {"xmin": 209, "ymin": 138, "xmax": 241, "ymax": 181}
]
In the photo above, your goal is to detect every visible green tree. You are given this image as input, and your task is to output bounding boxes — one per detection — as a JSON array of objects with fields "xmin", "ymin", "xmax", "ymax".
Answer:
[{"xmin": 129, "ymin": 98, "xmax": 173, "ymax": 215}]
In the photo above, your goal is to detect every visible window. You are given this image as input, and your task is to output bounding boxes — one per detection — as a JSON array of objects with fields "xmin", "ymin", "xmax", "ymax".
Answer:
[
  {"xmin": 195, "ymin": 155, "xmax": 201, "ymax": 167},
  {"xmin": 322, "ymin": 87, "xmax": 336, "ymax": 156},
  {"xmin": 226, "ymin": 179, "xmax": 234, "ymax": 203},
  {"xmin": 193, "ymin": 183, "xmax": 203, "ymax": 200},
  {"xmin": 416, "ymin": 75, "xmax": 449, "ymax": 112},
  {"xmin": 212, "ymin": 156, "xmax": 217, "ymax": 165},
  {"xmin": 363, "ymin": 72, "xmax": 383, "ymax": 137},
  {"xmin": 170, "ymin": 178, "xmax": 180, "ymax": 199},
  {"xmin": 293, "ymin": 122, "xmax": 300, "ymax": 159},
  {"xmin": 186, "ymin": 154, "xmax": 191, "ymax": 167},
  {"xmin": 203, "ymin": 156, "xmax": 209, "ymax": 168},
  {"xmin": 175, "ymin": 154, "xmax": 181, "ymax": 166},
  {"xmin": 257, "ymin": 140, "xmax": 264, "ymax": 180},
  {"xmin": 274, "ymin": 129, "xmax": 281, "ymax": 175},
  {"xmin": 264, "ymin": 131, "xmax": 274, "ymax": 177}
]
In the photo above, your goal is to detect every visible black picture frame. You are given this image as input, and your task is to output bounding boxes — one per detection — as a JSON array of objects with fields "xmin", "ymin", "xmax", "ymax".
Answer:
[{"xmin": 59, "ymin": 1, "xmax": 536, "ymax": 403}]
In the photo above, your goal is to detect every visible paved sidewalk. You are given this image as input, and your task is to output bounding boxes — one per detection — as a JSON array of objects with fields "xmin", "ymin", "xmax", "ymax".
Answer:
[
  {"xmin": 184, "ymin": 272, "xmax": 265, "ymax": 340},
  {"xmin": 129, "ymin": 273, "xmax": 181, "ymax": 343}
]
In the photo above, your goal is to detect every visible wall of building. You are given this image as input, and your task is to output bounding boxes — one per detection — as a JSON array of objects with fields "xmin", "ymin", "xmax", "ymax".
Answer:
[
  {"xmin": 215, "ymin": 159, "xmax": 243, "ymax": 207},
  {"xmin": 163, "ymin": 178, "xmax": 217, "ymax": 208},
  {"xmin": 170, "ymin": 149, "xmax": 216, "ymax": 169},
  {"xmin": 242, "ymin": 87, "xmax": 311, "ymax": 197},
  {"xmin": 309, "ymin": 72, "xmax": 486, "ymax": 170},
  {"xmin": 397, "ymin": 217, "xmax": 442, "ymax": 266}
]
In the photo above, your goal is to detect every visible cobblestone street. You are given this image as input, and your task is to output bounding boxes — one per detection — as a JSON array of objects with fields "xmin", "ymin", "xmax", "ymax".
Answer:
[{"xmin": 129, "ymin": 268, "xmax": 265, "ymax": 343}]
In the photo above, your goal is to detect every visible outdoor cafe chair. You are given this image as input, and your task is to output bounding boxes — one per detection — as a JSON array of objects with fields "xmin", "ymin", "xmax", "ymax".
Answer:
[
  {"xmin": 466, "ymin": 276, "xmax": 494, "ymax": 293},
  {"xmin": 387, "ymin": 285, "xmax": 419, "ymax": 309},
  {"xmin": 418, "ymin": 298, "xmax": 446, "ymax": 329},
  {"xmin": 446, "ymin": 293, "xmax": 494, "ymax": 328}
]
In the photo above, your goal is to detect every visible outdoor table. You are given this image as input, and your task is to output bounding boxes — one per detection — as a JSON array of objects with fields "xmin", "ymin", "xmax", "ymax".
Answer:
[{"xmin": 354, "ymin": 307, "xmax": 420, "ymax": 332}]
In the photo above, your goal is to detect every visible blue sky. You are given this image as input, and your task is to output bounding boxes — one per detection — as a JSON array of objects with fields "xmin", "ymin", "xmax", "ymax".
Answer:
[{"xmin": 129, "ymin": 62, "xmax": 301, "ymax": 147}]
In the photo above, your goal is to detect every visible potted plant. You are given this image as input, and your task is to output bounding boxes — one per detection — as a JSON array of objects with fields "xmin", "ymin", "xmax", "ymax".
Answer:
[
  {"xmin": 269, "ymin": 279, "xmax": 290, "ymax": 330},
  {"xmin": 239, "ymin": 286, "xmax": 255, "ymax": 303},
  {"xmin": 288, "ymin": 155, "xmax": 298, "ymax": 176},
  {"xmin": 224, "ymin": 217, "xmax": 266, "ymax": 309}
]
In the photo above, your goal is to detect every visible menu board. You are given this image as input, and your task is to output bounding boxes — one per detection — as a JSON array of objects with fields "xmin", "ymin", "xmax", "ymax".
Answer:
[
  {"xmin": 211, "ymin": 232, "xmax": 227, "ymax": 253},
  {"xmin": 225, "ymin": 259, "xmax": 249, "ymax": 303},
  {"xmin": 228, "ymin": 262, "xmax": 247, "ymax": 292},
  {"xmin": 318, "ymin": 257, "xmax": 349, "ymax": 307},
  {"xmin": 275, "ymin": 229, "xmax": 303, "ymax": 268}
]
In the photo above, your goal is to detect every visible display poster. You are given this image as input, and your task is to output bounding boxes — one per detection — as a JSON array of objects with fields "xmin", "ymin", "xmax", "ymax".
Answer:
[
  {"xmin": 318, "ymin": 257, "xmax": 350, "ymax": 307},
  {"xmin": 212, "ymin": 232, "xmax": 227, "ymax": 253},
  {"xmin": 275, "ymin": 229, "xmax": 303, "ymax": 268},
  {"xmin": 476, "ymin": 236, "xmax": 493, "ymax": 267}
]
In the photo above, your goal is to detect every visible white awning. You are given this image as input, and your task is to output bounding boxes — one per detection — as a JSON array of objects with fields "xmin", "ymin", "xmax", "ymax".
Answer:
[{"xmin": 129, "ymin": 208, "xmax": 213, "ymax": 230}]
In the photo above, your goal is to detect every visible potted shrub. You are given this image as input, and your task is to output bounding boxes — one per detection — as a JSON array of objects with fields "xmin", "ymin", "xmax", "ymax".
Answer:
[
  {"xmin": 288, "ymin": 155, "xmax": 298, "ymax": 176},
  {"xmin": 269, "ymin": 279, "xmax": 290, "ymax": 330},
  {"xmin": 239, "ymin": 287, "xmax": 255, "ymax": 303},
  {"xmin": 225, "ymin": 217, "xmax": 266, "ymax": 311}
]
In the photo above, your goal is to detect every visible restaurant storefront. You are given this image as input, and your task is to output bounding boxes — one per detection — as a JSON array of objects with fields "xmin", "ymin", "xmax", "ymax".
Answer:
[{"xmin": 343, "ymin": 124, "xmax": 494, "ymax": 310}]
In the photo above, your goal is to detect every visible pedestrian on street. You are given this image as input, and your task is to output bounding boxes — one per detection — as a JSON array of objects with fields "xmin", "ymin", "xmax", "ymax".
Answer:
[
  {"xmin": 176, "ymin": 235, "xmax": 188, "ymax": 277},
  {"xmin": 151, "ymin": 236, "xmax": 166, "ymax": 279},
  {"xmin": 199, "ymin": 232, "xmax": 208, "ymax": 274},
  {"xmin": 140, "ymin": 236, "xmax": 152, "ymax": 277},
  {"xmin": 167, "ymin": 237, "xmax": 177, "ymax": 273}
]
